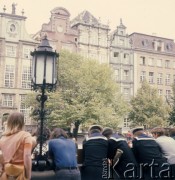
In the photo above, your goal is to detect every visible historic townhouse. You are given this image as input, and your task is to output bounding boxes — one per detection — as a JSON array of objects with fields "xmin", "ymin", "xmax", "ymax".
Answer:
[
  {"xmin": 129, "ymin": 33, "xmax": 175, "ymax": 101},
  {"xmin": 1, "ymin": 5, "xmax": 175, "ymax": 131},
  {"xmin": 110, "ymin": 19, "xmax": 134, "ymax": 101},
  {"xmin": 70, "ymin": 10, "xmax": 110, "ymax": 64},
  {"xmin": 33, "ymin": 7, "xmax": 78, "ymax": 52},
  {"xmin": 109, "ymin": 19, "xmax": 134, "ymax": 131},
  {"xmin": 0, "ymin": 4, "xmax": 37, "ymax": 130}
]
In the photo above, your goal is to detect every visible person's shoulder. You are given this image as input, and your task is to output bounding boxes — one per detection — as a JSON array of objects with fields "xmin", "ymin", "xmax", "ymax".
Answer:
[{"xmin": 20, "ymin": 130, "xmax": 32, "ymax": 137}]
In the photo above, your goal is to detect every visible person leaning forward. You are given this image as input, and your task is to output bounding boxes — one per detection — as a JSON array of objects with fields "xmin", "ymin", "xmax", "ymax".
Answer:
[
  {"xmin": 81, "ymin": 125, "xmax": 108, "ymax": 180},
  {"xmin": 0, "ymin": 112, "xmax": 36, "ymax": 180},
  {"xmin": 132, "ymin": 127, "xmax": 168, "ymax": 180},
  {"xmin": 48, "ymin": 128, "xmax": 81, "ymax": 180},
  {"xmin": 102, "ymin": 127, "xmax": 138, "ymax": 180}
]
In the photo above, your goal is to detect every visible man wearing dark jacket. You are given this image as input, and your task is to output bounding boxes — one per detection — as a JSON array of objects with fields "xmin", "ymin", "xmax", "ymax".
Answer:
[
  {"xmin": 103, "ymin": 127, "xmax": 138, "ymax": 180},
  {"xmin": 81, "ymin": 125, "xmax": 108, "ymax": 180},
  {"xmin": 132, "ymin": 127, "xmax": 168, "ymax": 180}
]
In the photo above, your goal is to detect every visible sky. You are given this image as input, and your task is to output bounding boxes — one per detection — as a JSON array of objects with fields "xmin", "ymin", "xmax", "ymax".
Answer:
[{"xmin": 0, "ymin": 0, "xmax": 175, "ymax": 40}]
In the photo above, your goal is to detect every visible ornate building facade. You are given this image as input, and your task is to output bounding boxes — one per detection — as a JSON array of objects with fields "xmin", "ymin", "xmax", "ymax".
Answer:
[
  {"xmin": 33, "ymin": 7, "xmax": 78, "ymax": 52},
  {"xmin": 1, "ymin": 4, "xmax": 175, "ymax": 131},
  {"xmin": 70, "ymin": 10, "xmax": 110, "ymax": 64},
  {"xmin": 110, "ymin": 19, "xmax": 134, "ymax": 101},
  {"xmin": 0, "ymin": 4, "xmax": 37, "ymax": 130}
]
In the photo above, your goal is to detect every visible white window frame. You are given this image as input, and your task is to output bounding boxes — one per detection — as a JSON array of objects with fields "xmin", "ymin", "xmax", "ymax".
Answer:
[
  {"xmin": 140, "ymin": 71, "xmax": 146, "ymax": 82},
  {"xmin": 157, "ymin": 73, "xmax": 163, "ymax": 85},
  {"xmin": 4, "ymin": 64, "xmax": 15, "ymax": 88},
  {"xmin": 149, "ymin": 72, "xmax": 154, "ymax": 84},
  {"xmin": 6, "ymin": 45, "xmax": 17, "ymax": 57},
  {"xmin": 2, "ymin": 94, "xmax": 13, "ymax": 107}
]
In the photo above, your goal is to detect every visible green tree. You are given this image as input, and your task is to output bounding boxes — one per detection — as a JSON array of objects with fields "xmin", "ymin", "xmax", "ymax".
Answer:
[
  {"xmin": 47, "ymin": 50, "xmax": 128, "ymax": 131},
  {"xmin": 168, "ymin": 83, "xmax": 175, "ymax": 125},
  {"xmin": 26, "ymin": 50, "xmax": 128, "ymax": 135},
  {"xmin": 128, "ymin": 81, "xmax": 170, "ymax": 128}
]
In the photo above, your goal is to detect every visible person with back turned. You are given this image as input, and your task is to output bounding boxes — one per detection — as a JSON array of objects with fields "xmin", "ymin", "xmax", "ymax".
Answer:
[
  {"xmin": 48, "ymin": 128, "xmax": 81, "ymax": 180},
  {"xmin": 132, "ymin": 127, "xmax": 168, "ymax": 180},
  {"xmin": 102, "ymin": 127, "xmax": 138, "ymax": 180},
  {"xmin": 0, "ymin": 112, "xmax": 36, "ymax": 180},
  {"xmin": 81, "ymin": 125, "xmax": 108, "ymax": 180}
]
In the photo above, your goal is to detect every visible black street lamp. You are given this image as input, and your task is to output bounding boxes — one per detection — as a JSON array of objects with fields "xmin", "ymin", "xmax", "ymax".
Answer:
[{"xmin": 31, "ymin": 36, "xmax": 59, "ymax": 170}]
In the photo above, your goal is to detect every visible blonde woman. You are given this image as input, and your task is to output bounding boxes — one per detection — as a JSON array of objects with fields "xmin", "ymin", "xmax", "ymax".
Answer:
[{"xmin": 0, "ymin": 112, "xmax": 36, "ymax": 180}]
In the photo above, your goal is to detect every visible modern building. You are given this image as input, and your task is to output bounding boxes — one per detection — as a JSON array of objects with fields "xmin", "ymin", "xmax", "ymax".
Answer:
[
  {"xmin": 130, "ymin": 32, "xmax": 175, "ymax": 100},
  {"xmin": 0, "ymin": 4, "xmax": 37, "ymax": 131}
]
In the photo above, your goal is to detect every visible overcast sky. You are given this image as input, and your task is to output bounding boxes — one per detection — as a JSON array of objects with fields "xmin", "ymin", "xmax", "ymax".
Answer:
[{"xmin": 0, "ymin": 0, "xmax": 175, "ymax": 40}]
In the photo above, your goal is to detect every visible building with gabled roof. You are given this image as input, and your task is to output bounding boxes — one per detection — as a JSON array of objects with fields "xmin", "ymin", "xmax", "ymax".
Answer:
[
  {"xmin": 33, "ymin": 7, "xmax": 78, "ymax": 52},
  {"xmin": 0, "ymin": 4, "xmax": 38, "ymax": 131},
  {"xmin": 71, "ymin": 10, "xmax": 110, "ymax": 64}
]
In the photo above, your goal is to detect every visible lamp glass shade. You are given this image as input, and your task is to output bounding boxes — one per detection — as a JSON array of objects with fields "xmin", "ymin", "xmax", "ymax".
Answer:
[{"xmin": 32, "ymin": 53, "xmax": 57, "ymax": 85}]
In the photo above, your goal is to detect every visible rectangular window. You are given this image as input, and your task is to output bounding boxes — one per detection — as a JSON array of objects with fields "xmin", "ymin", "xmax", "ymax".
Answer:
[
  {"xmin": 20, "ymin": 95, "xmax": 31, "ymax": 125},
  {"xmin": 123, "ymin": 118, "xmax": 130, "ymax": 127},
  {"xmin": 166, "ymin": 90, "xmax": 171, "ymax": 100},
  {"xmin": 6, "ymin": 45, "xmax": 16, "ymax": 57},
  {"xmin": 165, "ymin": 74, "xmax": 171, "ymax": 85},
  {"xmin": 123, "ymin": 70, "xmax": 129, "ymax": 81},
  {"xmin": 165, "ymin": 60, "xmax": 170, "ymax": 68},
  {"xmin": 21, "ymin": 66, "xmax": 31, "ymax": 89},
  {"xmin": 2, "ymin": 94, "xmax": 13, "ymax": 107},
  {"xmin": 149, "ymin": 72, "xmax": 154, "ymax": 84},
  {"xmin": 23, "ymin": 46, "xmax": 33, "ymax": 59},
  {"xmin": 140, "ymin": 56, "xmax": 146, "ymax": 65},
  {"xmin": 157, "ymin": 73, "xmax": 163, "ymax": 85},
  {"xmin": 140, "ymin": 71, "xmax": 146, "ymax": 82},
  {"xmin": 158, "ymin": 89, "xmax": 163, "ymax": 96},
  {"xmin": 157, "ymin": 59, "xmax": 162, "ymax": 67},
  {"xmin": 4, "ymin": 65, "xmax": 15, "ymax": 88},
  {"xmin": 114, "ymin": 52, "xmax": 119, "ymax": 57}
]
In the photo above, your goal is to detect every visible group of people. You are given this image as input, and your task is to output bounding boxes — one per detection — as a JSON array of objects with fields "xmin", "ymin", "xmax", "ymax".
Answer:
[
  {"xmin": 81, "ymin": 126, "xmax": 175, "ymax": 180},
  {"xmin": 0, "ymin": 112, "xmax": 80, "ymax": 180},
  {"xmin": 0, "ymin": 111, "xmax": 175, "ymax": 180}
]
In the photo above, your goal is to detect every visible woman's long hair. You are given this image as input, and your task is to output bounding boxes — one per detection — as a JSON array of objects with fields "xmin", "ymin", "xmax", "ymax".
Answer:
[
  {"xmin": 50, "ymin": 128, "xmax": 68, "ymax": 139},
  {"xmin": 3, "ymin": 112, "xmax": 24, "ymax": 136}
]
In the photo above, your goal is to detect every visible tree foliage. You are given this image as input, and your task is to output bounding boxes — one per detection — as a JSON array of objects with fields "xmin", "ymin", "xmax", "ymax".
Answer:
[
  {"xmin": 128, "ymin": 81, "xmax": 170, "ymax": 128},
  {"xmin": 26, "ymin": 50, "xmax": 128, "ymax": 130},
  {"xmin": 168, "ymin": 83, "xmax": 175, "ymax": 125}
]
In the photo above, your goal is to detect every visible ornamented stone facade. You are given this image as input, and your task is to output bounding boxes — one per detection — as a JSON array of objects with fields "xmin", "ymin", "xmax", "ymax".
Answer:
[
  {"xmin": 0, "ymin": 4, "xmax": 38, "ymax": 131},
  {"xmin": 1, "ymin": 5, "xmax": 175, "ymax": 131},
  {"xmin": 33, "ymin": 7, "xmax": 78, "ymax": 52}
]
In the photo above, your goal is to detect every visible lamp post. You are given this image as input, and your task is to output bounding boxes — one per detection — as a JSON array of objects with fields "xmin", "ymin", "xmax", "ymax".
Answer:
[{"xmin": 31, "ymin": 36, "xmax": 59, "ymax": 169}]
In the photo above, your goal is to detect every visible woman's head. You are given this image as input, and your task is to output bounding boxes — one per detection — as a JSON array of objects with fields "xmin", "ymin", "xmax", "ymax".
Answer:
[
  {"xmin": 151, "ymin": 127, "xmax": 165, "ymax": 138},
  {"xmin": 5, "ymin": 112, "xmax": 25, "ymax": 135},
  {"xmin": 50, "ymin": 128, "xmax": 68, "ymax": 139}
]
